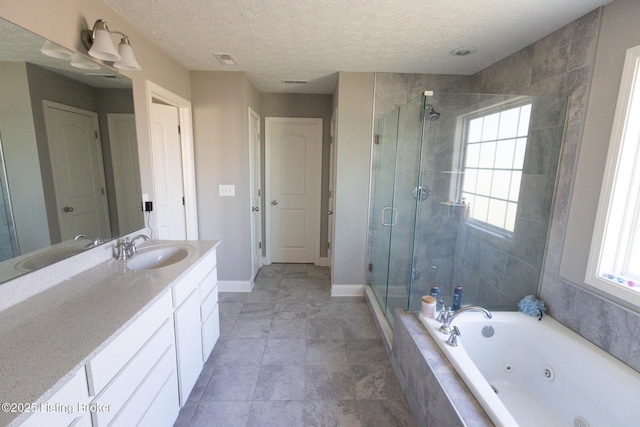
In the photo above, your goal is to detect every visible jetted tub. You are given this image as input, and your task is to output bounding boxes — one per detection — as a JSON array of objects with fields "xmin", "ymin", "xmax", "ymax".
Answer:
[{"xmin": 419, "ymin": 311, "xmax": 640, "ymax": 427}]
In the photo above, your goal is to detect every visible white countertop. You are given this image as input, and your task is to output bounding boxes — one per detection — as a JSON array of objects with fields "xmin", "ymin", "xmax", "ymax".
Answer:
[{"xmin": 0, "ymin": 239, "xmax": 219, "ymax": 427}]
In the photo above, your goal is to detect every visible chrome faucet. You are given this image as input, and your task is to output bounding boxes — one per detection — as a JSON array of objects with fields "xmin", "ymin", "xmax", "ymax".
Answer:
[
  {"xmin": 75, "ymin": 234, "xmax": 103, "ymax": 248},
  {"xmin": 439, "ymin": 305, "xmax": 492, "ymax": 334},
  {"xmin": 115, "ymin": 234, "xmax": 150, "ymax": 260}
]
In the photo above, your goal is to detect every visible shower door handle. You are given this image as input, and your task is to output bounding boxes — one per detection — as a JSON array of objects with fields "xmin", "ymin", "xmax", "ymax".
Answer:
[{"xmin": 381, "ymin": 207, "xmax": 398, "ymax": 227}]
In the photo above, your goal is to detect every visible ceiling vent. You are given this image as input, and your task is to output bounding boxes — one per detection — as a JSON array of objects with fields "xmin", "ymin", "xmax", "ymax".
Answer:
[
  {"xmin": 281, "ymin": 79, "xmax": 308, "ymax": 85},
  {"xmin": 214, "ymin": 53, "xmax": 238, "ymax": 66}
]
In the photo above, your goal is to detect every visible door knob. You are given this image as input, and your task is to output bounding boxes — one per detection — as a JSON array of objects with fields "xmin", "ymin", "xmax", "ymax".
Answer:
[
  {"xmin": 252, "ymin": 206, "xmax": 260, "ymax": 212},
  {"xmin": 63, "ymin": 206, "xmax": 74, "ymax": 212},
  {"xmin": 328, "ymin": 210, "xmax": 333, "ymax": 215},
  {"xmin": 272, "ymin": 200, "xmax": 278, "ymax": 205}
]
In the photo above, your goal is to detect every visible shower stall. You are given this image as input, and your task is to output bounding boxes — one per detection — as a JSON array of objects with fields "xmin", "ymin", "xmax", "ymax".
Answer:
[{"xmin": 368, "ymin": 92, "xmax": 568, "ymax": 327}]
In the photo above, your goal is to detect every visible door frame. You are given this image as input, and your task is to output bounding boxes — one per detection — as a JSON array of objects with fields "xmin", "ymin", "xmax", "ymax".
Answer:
[
  {"xmin": 145, "ymin": 81, "xmax": 198, "ymax": 239},
  {"xmin": 265, "ymin": 117, "xmax": 322, "ymax": 265},
  {"xmin": 248, "ymin": 107, "xmax": 263, "ymax": 279}
]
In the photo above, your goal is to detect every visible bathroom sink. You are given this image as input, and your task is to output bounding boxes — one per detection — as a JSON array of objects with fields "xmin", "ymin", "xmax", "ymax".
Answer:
[
  {"xmin": 15, "ymin": 246, "xmax": 86, "ymax": 271},
  {"xmin": 126, "ymin": 244, "xmax": 192, "ymax": 271}
]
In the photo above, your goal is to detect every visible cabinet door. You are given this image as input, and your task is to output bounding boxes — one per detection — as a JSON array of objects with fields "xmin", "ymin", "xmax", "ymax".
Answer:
[{"xmin": 174, "ymin": 288, "xmax": 203, "ymax": 406}]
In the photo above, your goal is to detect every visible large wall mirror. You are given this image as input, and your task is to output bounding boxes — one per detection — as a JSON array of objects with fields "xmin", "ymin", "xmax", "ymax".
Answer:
[{"xmin": 0, "ymin": 17, "xmax": 144, "ymax": 283}]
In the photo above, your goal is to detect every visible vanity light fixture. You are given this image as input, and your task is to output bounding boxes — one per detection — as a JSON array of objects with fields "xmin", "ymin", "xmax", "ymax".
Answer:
[{"xmin": 81, "ymin": 19, "xmax": 141, "ymax": 71}]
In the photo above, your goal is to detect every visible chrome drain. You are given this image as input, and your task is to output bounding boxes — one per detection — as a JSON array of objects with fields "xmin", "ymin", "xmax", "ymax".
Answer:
[{"xmin": 574, "ymin": 416, "xmax": 589, "ymax": 427}]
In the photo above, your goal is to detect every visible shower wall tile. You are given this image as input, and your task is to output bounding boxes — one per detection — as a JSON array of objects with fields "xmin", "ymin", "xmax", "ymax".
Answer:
[
  {"xmin": 509, "ymin": 218, "xmax": 546, "ymax": 270},
  {"xmin": 524, "ymin": 126, "xmax": 564, "ymax": 176},
  {"xmin": 517, "ymin": 175, "xmax": 555, "ymax": 225},
  {"xmin": 567, "ymin": 9, "xmax": 600, "ymax": 72},
  {"xmin": 471, "ymin": 45, "xmax": 534, "ymax": 94},
  {"xmin": 531, "ymin": 25, "xmax": 573, "ymax": 84}
]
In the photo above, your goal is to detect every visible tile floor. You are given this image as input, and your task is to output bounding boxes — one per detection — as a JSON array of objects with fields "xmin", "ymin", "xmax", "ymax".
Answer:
[{"xmin": 173, "ymin": 263, "xmax": 416, "ymax": 427}]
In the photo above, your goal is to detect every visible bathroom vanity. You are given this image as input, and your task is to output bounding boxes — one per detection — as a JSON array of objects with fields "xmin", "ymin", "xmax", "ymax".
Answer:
[{"xmin": 0, "ymin": 239, "xmax": 220, "ymax": 427}]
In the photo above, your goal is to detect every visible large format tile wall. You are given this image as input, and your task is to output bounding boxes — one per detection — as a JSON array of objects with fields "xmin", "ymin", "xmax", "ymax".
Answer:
[{"xmin": 374, "ymin": 9, "xmax": 640, "ymax": 371}]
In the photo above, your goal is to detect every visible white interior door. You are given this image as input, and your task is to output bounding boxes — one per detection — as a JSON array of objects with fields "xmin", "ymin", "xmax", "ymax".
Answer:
[
  {"xmin": 151, "ymin": 102, "xmax": 187, "ymax": 240},
  {"xmin": 108, "ymin": 113, "xmax": 142, "ymax": 234},
  {"xmin": 43, "ymin": 101, "xmax": 110, "ymax": 241},
  {"xmin": 266, "ymin": 117, "xmax": 322, "ymax": 264},
  {"xmin": 249, "ymin": 108, "xmax": 263, "ymax": 279}
]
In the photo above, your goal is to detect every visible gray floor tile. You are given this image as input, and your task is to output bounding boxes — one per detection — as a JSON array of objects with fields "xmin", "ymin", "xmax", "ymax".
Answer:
[
  {"xmin": 248, "ymin": 400, "xmax": 305, "ymax": 427},
  {"xmin": 263, "ymin": 338, "xmax": 306, "ymax": 365},
  {"xmin": 269, "ymin": 318, "xmax": 307, "ymax": 339},
  {"xmin": 218, "ymin": 338, "xmax": 266, "ymax": 365},
  {"xmin": 307, "ymin": 317, "xmax": 345, "ymax": 339},
  {"xmin": 306, "ymin": 339, "xmax": 349, "ymax": 365},
  {"xmin": 202, "ymin": 364, "xmax": 260, "ymax": 401},
  {"xmin": 253, "ymin": 365, "xmax": 306, "ymax": 400},
  {"xmin": 357, "ymin": 399, "xmax": 416, "ymax": 427},
  {"xmin": 351, "ymin": 364, "xmax": 404, "ymax": 400},
  {"xmin": 177, "ymin": 264, "xmax": 416, "ymax": 427},
  {"xmin": 189, "ymin": 401, "xmax": 252, "ymax": 427},
  {"xmin": 305, "ymin": 365, "xmax": 356, "ymax": 400},
  {"xmin": 346, "ymin": 339, "xmax": 390, "ymax": 366},
  {"xmin": 303, "ymin": 400, "xmax": 362, "ymax": 427}
]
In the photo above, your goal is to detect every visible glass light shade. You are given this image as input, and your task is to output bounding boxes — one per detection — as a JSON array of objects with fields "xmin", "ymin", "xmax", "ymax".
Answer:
[
  {"xmin": 114, "ymin": 40, "xmax": 141, "ymax": 71},
  {"xmin": 70, "ymin": 54, "xmax": 101, "ymax": 70},
  {"xmin": 88, "ymin": 28, "xmax": 121, "ymax": 61},
  {"xmin": 40, "ymin": 40, "xmax": 74, "ymax": 60}
]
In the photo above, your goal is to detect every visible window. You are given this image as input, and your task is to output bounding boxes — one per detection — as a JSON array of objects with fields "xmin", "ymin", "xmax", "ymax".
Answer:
[
  {"xmin": 461, "ymin": 103, "xmax": 532, "ymax": 234},
  {"xmin": 587, "ymin": 45, "xmax": 640, "ymax": 308}
]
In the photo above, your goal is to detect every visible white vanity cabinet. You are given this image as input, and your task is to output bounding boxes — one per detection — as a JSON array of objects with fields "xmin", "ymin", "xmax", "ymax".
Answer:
[{"xmin": 171, "ymin": 246, "xmax": 218, "ymax": 405}]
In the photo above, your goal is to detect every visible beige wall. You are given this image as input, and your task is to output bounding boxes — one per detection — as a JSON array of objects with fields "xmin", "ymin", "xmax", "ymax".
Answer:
[
  {"xmin": 190, "ymin": 71, "xmax": 261, "ymax": 282},
  {"xmin": 1, "ymin": 0, "xmax": 191, "ymax": 220},
  {"xmin": 333, "ymin": 72, "xmax": 375, "ymax": 286}
]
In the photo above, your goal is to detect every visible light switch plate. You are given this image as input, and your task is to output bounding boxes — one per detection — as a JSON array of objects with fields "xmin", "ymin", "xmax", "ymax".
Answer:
[{"xmin": 219, "ymin": 184, "xmax": 235, "ymax": 197}]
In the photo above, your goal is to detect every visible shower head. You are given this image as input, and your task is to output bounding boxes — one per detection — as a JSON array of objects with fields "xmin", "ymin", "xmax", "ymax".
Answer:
[{"xmin": 425, "ymin": 104, "xmax": 440, "ymax": 121}]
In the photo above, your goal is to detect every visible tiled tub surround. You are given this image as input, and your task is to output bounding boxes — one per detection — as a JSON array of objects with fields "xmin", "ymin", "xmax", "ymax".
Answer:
[{"xmin": 0, "ymin": 238, "xmax": 219, "ymax": 426}]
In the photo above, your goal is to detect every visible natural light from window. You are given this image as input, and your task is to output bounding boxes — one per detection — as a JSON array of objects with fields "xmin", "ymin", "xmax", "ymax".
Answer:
[
  {"xmin": 587, "ymin": 44, "xmax": 640, "ymax": 308},
  {"xmin": 461, "ymin": 104, "xmax": 531, "ymax": 233}
]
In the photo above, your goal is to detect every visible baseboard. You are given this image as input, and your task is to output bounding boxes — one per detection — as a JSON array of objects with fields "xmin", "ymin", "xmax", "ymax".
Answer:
[
  {"xmin": 318, "ymin": 257, "xmax": 330, "ymax": 267},
  {"xmin": 218, "ymin": 280, "xmax": 254, "ymax": 292},
  {"xmin": 331, "ymin": 284, "xmax": 365, "ymax": 297}
]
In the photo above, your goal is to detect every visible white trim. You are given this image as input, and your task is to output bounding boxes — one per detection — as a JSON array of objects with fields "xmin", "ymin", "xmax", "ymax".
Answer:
[
  {"xmin": 318, "ymin": 257, "xmax": 330, "ymax": 267},
  {"xmin": 145, "ymin": 80, "xmax": 198, "ymax": 240},
  {"xmin": 331, "ymin": 284, "xmax": 365, "ymax": 297},
  {"xmin": 586, "ymin": 44, "xmax": 640, "ymax": 309},
  {"xmin": 248, "ymin": 108, "xmax": 263, "ymax": 279},
  {"xmin": 218, "ymin": 280, "xmax": 254, "ymax": 293}
]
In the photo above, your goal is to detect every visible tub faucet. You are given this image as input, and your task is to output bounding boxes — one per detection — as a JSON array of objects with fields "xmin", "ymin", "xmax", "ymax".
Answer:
[{"xmin": 439, "ymin": 306, "xmax": 492, "ymax": 334}]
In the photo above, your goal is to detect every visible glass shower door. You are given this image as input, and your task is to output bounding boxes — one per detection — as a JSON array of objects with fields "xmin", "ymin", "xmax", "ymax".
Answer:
[{"xmin": 370, "ymin": 95, "xmax": 426, "ymax": 326}]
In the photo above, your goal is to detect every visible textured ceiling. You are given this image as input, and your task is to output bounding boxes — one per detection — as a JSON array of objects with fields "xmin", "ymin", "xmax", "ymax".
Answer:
[{"xmin": 101, "ymin": 0, "xmax": 612, "ymax": 94}]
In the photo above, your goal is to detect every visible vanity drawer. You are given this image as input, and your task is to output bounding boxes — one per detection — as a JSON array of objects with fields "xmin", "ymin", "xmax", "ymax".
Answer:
[
  {"xmin": 108, "ymin": 346, "xmax": 178, "ymax": 427},
  {"xmin": 201, "ymin": 303, "xmax": 220, "ymax": 362},
  {"xmin": 21, "ymin": 367, "xmax": 90, "ymax": 427},
  {"xmin": 200, "ymin": 282, "xmax": 218, "ymax": 322},
  {"xmin": 173, "ymin": 249, "xmax": 217, "ymax": 307},
  {"xmin": 91, "ymin": 319, "xmax": 175, "ymax": 426},
  {"xmin": 87, "ymin": 291, "xmax": 172, "ymax": 396},
  {"xmin": 199, "ymin": 267, "xmax": 218, "ymax": 302}
]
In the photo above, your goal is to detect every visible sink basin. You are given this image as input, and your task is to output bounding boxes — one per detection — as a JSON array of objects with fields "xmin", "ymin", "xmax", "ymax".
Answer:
[
  {"xmin": 126, "ymin": 245, "xmax": 192, "ymax": 271},
  {"xmin": 15, "ymin": 246, "xmax": 86, "ymax": 271}
]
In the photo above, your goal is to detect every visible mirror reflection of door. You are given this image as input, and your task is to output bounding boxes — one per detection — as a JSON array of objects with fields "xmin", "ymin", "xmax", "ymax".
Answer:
[
  {"xmin": 150, "ymin": 102, "xmax": 187, "ymax": 240},
  {"xmin": 43, "ymin": 101, "xmax": 111, "ymax": 241},
  {"xmin": 107, "ymin": 113, "xmax": 143, "ymax": 235}
]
